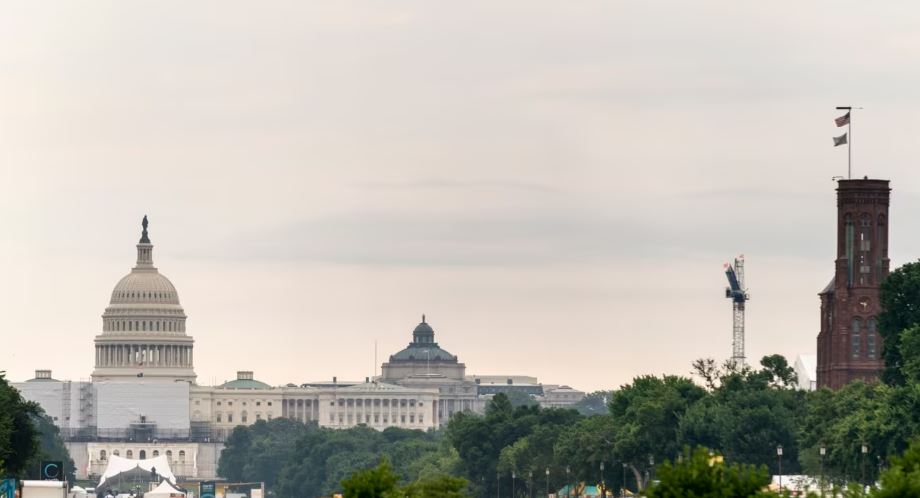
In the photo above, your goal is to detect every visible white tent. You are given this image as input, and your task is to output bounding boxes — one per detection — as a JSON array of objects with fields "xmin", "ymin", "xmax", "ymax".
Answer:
[
  {"xmin": 98, "ymin": 455, "xmax": 176, "ymax": 489},
  {"xmin": 145, "ymin": 481, "xmax": 185, "ymax": 498}
]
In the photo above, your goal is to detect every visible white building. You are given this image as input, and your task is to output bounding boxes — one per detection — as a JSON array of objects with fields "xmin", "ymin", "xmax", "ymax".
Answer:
[{"xmin": 14, "ymin": 218, "xmax": 584, "ymax": 481}]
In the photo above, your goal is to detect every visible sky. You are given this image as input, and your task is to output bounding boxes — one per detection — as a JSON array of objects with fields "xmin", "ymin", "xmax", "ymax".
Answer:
[{"xmin": 3, "ymin": 2, "xmax": 920, "ymax": 392}]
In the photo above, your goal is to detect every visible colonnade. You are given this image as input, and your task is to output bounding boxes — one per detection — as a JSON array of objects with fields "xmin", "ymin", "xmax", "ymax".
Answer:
[{"xmin": 95, "ymin": 343, "xmax": 193, "ymax": 368}]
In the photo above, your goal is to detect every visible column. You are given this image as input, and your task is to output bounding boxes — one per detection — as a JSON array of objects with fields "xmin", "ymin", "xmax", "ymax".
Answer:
[{"xmin": 189, "ymin": 348, "xmax": 193, "ymax": 367}]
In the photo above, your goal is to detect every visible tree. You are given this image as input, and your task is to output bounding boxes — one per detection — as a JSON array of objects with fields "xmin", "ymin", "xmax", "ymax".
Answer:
[
  {"xmin": 572, "ymin": 391, "xmax": 612, "ymax": 416},
  {"xmin": 609, "ymin": 375, "xmax": 707, "ymax": 489},
  {"xmin": 646, "ymin": 447, "xmax": 772, "ymax": 498},
  {"xmin": 341, "ymin": 459, "xmax": 399, "ymax": 498},
  {"xmin": 0, "ymin": 372, "xmax": 40, "ymax": 476},
  {"xmin": 26, "ymin": 411, "xmax": 76, "ymax": 483},
  {"xmin": 898, "ymin": 325, "xmax": 920, "ymax": 383},
  {"xmin": 399, "ymin": 475, "xmax": 468, "ymax": 498},
  {"xmin": 758, "ymin": 354, "xmax": 797, "ymax": 389},
  {"xmin": 872, "ymin": 438, "xmax": 920, "ymax": 497},
  {"xmin": 878, "ymin": 261, "xmax": 920, "ymax": 385}
]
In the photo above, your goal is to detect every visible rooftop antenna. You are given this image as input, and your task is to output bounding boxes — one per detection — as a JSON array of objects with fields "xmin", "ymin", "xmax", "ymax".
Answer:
[
  {"xmin": 374, "ymin": 340, "xmax": 377, "ymax": 383},
  {"xmin": 724, "ymin": 255, "xmax": 750, "ymax": 365}
]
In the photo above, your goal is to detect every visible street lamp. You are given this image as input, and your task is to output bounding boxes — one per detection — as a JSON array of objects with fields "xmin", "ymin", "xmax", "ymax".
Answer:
[
  {"xmin": 649, "ymin": 455, "xmax": 655, "ymax": 485},
  {"xmin": 529, "ymin": 471, "xmax": 533, "ymax": 498},
  {"xmin": 565, "ymin": 466, "xmax": 570, "ymax": 498},
  {"xmin": 512, "ymin": 471, "xmax": 516, "ymax": 498},
  {"xmin": 600, "ymin": 462, "xmax": 605, "ymax": 498},
  {"xmin": 545, "ymin": 468, "xmax": 550, "ymax": 498},
  {"xmin": 497, "ymin": 474, "xmax": 501, "ymax": 498},
  {"xmin": 861, "ymin": 443, "xmax": 868, "ymax": 486},
  {"xmin": 819, "ymin": 444, "xmax": 826, "ymax": 489},
  {"xmin": 776, "ymin": 445, "xmax": 784, "ymax": 491},
  {"xmin": 621, "ymin": 463, "xmax": 627, "ymax": 498}
]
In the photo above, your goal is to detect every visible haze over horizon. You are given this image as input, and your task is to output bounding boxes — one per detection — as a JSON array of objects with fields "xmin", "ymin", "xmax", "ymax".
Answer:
[{"xmin": 4, "ymin": 2, "xmax": 920, "ymax": 392}]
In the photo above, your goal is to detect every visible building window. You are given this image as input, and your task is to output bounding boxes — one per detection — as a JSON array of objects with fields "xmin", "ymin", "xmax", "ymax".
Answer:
[
  {"xmin": 217, "ymin": 401, "xmax": 221, "ymax": 406},
  {"xmin": 267, "ymin": 402, "xmax": 272, "ymax": 406},
  {"xmin": 868, "ymin": 317, "xmax": 878, "ymax": 359},
  {"xmin": 139, "ymin": 450, "xmax": 146, "ymax": 459},
  {"xmin": 100, "ymin": 450, "xmax": 107, "ymax": 461},
  {"xmin": 852, "ymin": 318, "xmax": 863, "ymax": 359},
  {"xmin": 166, "ymin": 450, "xmax": 173, "ymax": 461},
  {"xmin": 126, "ymin": 450, "xmax": 133, "ymax": 459},
  {"xmin": 242, "ymin": 411, "xmax": 248, "ymax": 423},
  {"xmin": 228, "ymin": 413, "xmax": 234, "ymax": 423},
  {"xmin": 179, "ymin": 451, "xmax": 186, "ymax": 463},
  {"xmin": 216, "ymin": 412, "xmax": 222, "ymax": 422},
  {"xmin": 256, "ymin": 401, "xmax": 261, "ymax": 406},
  {"xmin": 113, "ymin": 450, "xmax": 120, "ymax": 456},
  {"xmin": 153, "ymin": 450, "xmax": 159, "ymax": 457}
]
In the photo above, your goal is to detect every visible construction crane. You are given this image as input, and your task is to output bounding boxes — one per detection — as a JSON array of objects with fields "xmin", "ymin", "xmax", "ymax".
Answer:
[{"xmin": 724, "ymin": 255, "xmax": 750, "ymax": 365}]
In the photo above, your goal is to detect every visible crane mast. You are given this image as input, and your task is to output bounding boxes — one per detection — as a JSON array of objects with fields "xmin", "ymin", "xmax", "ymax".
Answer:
[{"xmin": 724, "ymin": 255, "xmax": 750, "ymax": 364}]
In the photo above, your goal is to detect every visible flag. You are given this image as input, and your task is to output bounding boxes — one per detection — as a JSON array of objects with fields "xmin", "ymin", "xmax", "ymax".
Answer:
[
  {"xmin": 833, "ymin": 132, "xmax": 848, "ymax": 146},
  {"xmin": 835, "ymin": 111, "xmax": 850, "ymax": 127}
]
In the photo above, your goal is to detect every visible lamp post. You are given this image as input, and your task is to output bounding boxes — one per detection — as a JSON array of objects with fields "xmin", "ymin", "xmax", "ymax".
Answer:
[
  {"xmin": 512, "ymin": 471, "xmax": 516, "ymax": 498},
  {"xmin": 565, "ymin": 466, "xmax": 570, "ymax": 498},
  {"xmin": 776, "ymin": 445, "xmax": 784, "ymax": 491},
  {"xmin": 861, "ymin": 443, "xmax": 868, "ymax": 487},
  {"xmin": 621, "ymin": 463, "xmax": 627, "ymax": 498},
  {"xmin": 819, "ymin": 444, "xmax": 826, "ymax": 491},
  {"xmin": 600, "ymin": 462, "xmax": 605, "ymax": 498},
  {"xmin": 529, "ymin": 471, "xmax": 533, "ymax": 498},
  {"xmin": 545, "ymin": 468, "xmax": 550, "ymax": 498},
  {"xmin": 649, "ymin": 455, "xmax": 655, "ymax": 486},
  {"xmin": 497, "ymin": 474, "xmax": 501, "ymax": 498}
]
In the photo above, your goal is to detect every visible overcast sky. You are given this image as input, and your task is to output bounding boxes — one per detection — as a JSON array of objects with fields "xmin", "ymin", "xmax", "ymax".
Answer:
[{"xmin": 3, "ymin": 2, "xmax": 920, "ymax": 392}]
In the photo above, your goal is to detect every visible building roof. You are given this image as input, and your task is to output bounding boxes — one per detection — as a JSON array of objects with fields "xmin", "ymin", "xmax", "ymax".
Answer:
[
  {"xmin": 389, "ymin": 316, "xmax": 458, "ymax": 362},
  {"xmin": 337, "ymin": 381, "xmax": 414, "ymax": 393},
  {"xmin": 820, "ymin": 277, "xmax": 835, "ymax": 295},
  {"xmin": 220, "ymin": 379, "xmax": 271, "ymax": 389}
]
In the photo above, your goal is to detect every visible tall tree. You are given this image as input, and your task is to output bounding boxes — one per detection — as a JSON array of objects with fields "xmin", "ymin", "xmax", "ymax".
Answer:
[
  {"xmin": 878, "ymin": 261, "xmax": 920, "ymax": 385},
  {"xmin": 0, "ymin": 372, "xmax": 40, "ymax": 477}
]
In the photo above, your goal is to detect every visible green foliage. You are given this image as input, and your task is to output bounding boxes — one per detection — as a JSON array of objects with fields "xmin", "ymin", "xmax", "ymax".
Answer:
[
  {"xmin": 26, "ymin": 411, "xmax": 76, "ymax": 483},
  {"xmin": 872, "ymin": 438, "xmax": 920, "ymax": 497},
  {"xmin": 646, "ymin": 447, "xmax": 772, "ymax": 498},
  {"xmin": 503, "ymin": 390, "xmax": 539, "ymax": 408},
  {"xmin": 680, "ymin": 363, "xmax": 805, "ymax": 475},
  {"xmin": 898, "ymin": 325, "xmax": 920, "ymax": 383},
  {"xmin": 341, "ymin": 459, "xmax": 399, "ymax": 498},
  {"xmin": 610, "ymin": 374, "xmax": 706, "ymax": 486},
  {"xmin": 398, "ymin": 474, "xmax": 469, "ymax": 498},
  {"xmin": 878, "ymin": 261, "xmax": 920, "ymax": 385},
  {"xmin": 0, "ymin": 372, "xmax": 40, "ymax": 476},
  {"xmin": 219, "ymin": 418, "xmax": 311, "ymax": 489},
  {"xmin": 572, "ymin": 391, "xmax": 612, "ymax": 416}
]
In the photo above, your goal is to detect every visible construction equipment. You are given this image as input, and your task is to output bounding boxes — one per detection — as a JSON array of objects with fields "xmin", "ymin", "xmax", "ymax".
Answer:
[{"xmin": 724, "ymin": 255, "xmax": 750, "ymax": 364}]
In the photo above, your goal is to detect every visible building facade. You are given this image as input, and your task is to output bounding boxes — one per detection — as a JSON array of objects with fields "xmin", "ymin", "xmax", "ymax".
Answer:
[{"xmin": 816, "ymin": 179, "xmax": 890, "ymax": 389}]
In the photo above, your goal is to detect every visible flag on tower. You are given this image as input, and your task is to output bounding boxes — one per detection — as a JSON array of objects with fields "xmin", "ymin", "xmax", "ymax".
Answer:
[
  {"xmin": 833, "ymin": 132, "xmax": 848, "ymax": 146},
  {"xmin": 835, "ymin": 111, "xmax": 850, "ymax": 127}
]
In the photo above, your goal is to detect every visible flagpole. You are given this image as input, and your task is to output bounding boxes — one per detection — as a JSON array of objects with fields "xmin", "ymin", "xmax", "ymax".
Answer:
[{"xmin": 837, "ymin": 106, "xmax": 853, "ymax": 179}]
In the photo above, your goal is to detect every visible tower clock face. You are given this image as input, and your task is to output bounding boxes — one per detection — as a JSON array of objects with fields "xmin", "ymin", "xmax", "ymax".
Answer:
[{"xmin": 857, "ymin": 296, "xmax": 871, "ymax": 312}]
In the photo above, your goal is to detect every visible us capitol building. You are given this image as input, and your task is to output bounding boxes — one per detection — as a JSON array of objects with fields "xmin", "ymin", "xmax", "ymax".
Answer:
[{"xmin": 14, "ymin": 219, "xmax": 584, "ymax": 480}]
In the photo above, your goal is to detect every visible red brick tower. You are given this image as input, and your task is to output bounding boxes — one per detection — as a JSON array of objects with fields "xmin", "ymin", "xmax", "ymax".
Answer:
[{"xmin": 817, "ymin": 178, "xmax": 890, "ymax": 389}]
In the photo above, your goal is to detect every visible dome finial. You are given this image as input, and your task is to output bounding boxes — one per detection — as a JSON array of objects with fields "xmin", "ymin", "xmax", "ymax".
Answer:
[
  {"xmin": 422, "ymin": 313, "xmax": 426, "ymax": 323},
  {"xmin": 139, "ymin": 215, "xmax": 151, "ymax": 244}
]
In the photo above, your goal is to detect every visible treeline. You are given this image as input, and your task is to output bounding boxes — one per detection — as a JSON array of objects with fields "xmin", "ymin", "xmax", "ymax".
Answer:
[{"xmin": 0, "ymin": 372, "xmax": 75, "ymax": 482}]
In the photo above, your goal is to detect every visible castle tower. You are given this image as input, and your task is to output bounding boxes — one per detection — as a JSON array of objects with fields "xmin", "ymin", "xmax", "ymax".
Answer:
[
  {"xmin": 816, "ymin": 179, "xmax": 890, "ymax": 389},
  {"xmin": 92, "ymin": 216, "xmax": 196, "ymax": 382}
]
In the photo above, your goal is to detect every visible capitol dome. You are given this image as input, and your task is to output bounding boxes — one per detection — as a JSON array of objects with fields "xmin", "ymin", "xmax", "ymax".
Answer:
[{"xmin": 92, "ymin": 217, "xmax": 196, "ymax": 382}]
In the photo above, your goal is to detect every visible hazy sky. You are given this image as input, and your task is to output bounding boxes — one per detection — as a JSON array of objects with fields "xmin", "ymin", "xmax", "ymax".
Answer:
[{"xmin": 3, "ymin": 2, "xmax": 920, "ymax": 392}]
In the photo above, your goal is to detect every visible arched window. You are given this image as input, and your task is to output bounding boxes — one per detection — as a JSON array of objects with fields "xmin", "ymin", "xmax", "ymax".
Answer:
[
  {"xmin": 100, "ymin": 450, "xmax": 107, "ymax": 461},
  {"xmin": 166, "ymin": 450, "xmax": 173, "ymax": 461},
  {"xmin": 113, "ymin": 450, "xmax": 120, "ymax": 456},
  {"xmin": 852, "ymin": 318, "xmax": 863, "ymax": 359},
  {"xmin": 152, "ymin": 450, "xmax": 159, "ymax": 457},
  {"xmin": 139, "ymin": 450, "xmax": 146, "ymax": 459},
  {"xmin": 868, "ymin": 317, "xmax": 878, "ymax": 359},
  {"xmin": 178, "ymin": 451, "xmax": 186, "ymax": 463},
  {"xmin": 126, "ymin": 450, "xmax": 133, "ymax": 459},
  {"xmin": 129, "ymin": 321, "xmax": 133, "ymax": 331}
]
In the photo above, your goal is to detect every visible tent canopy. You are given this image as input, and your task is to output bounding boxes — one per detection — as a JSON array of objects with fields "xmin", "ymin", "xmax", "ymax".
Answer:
[
  {"xmin": 146, "ymin": 480, "xmax": 185, "ymax": 498},
  {"xmin": 98, "ymin": 455, "xmax": 176, "ymax": 489}
]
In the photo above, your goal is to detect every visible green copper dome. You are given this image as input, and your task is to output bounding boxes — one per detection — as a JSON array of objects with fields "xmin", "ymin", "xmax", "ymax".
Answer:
[{"xmin": 389, "ymin": 316, "xmax": 457, "ymax": 362}]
